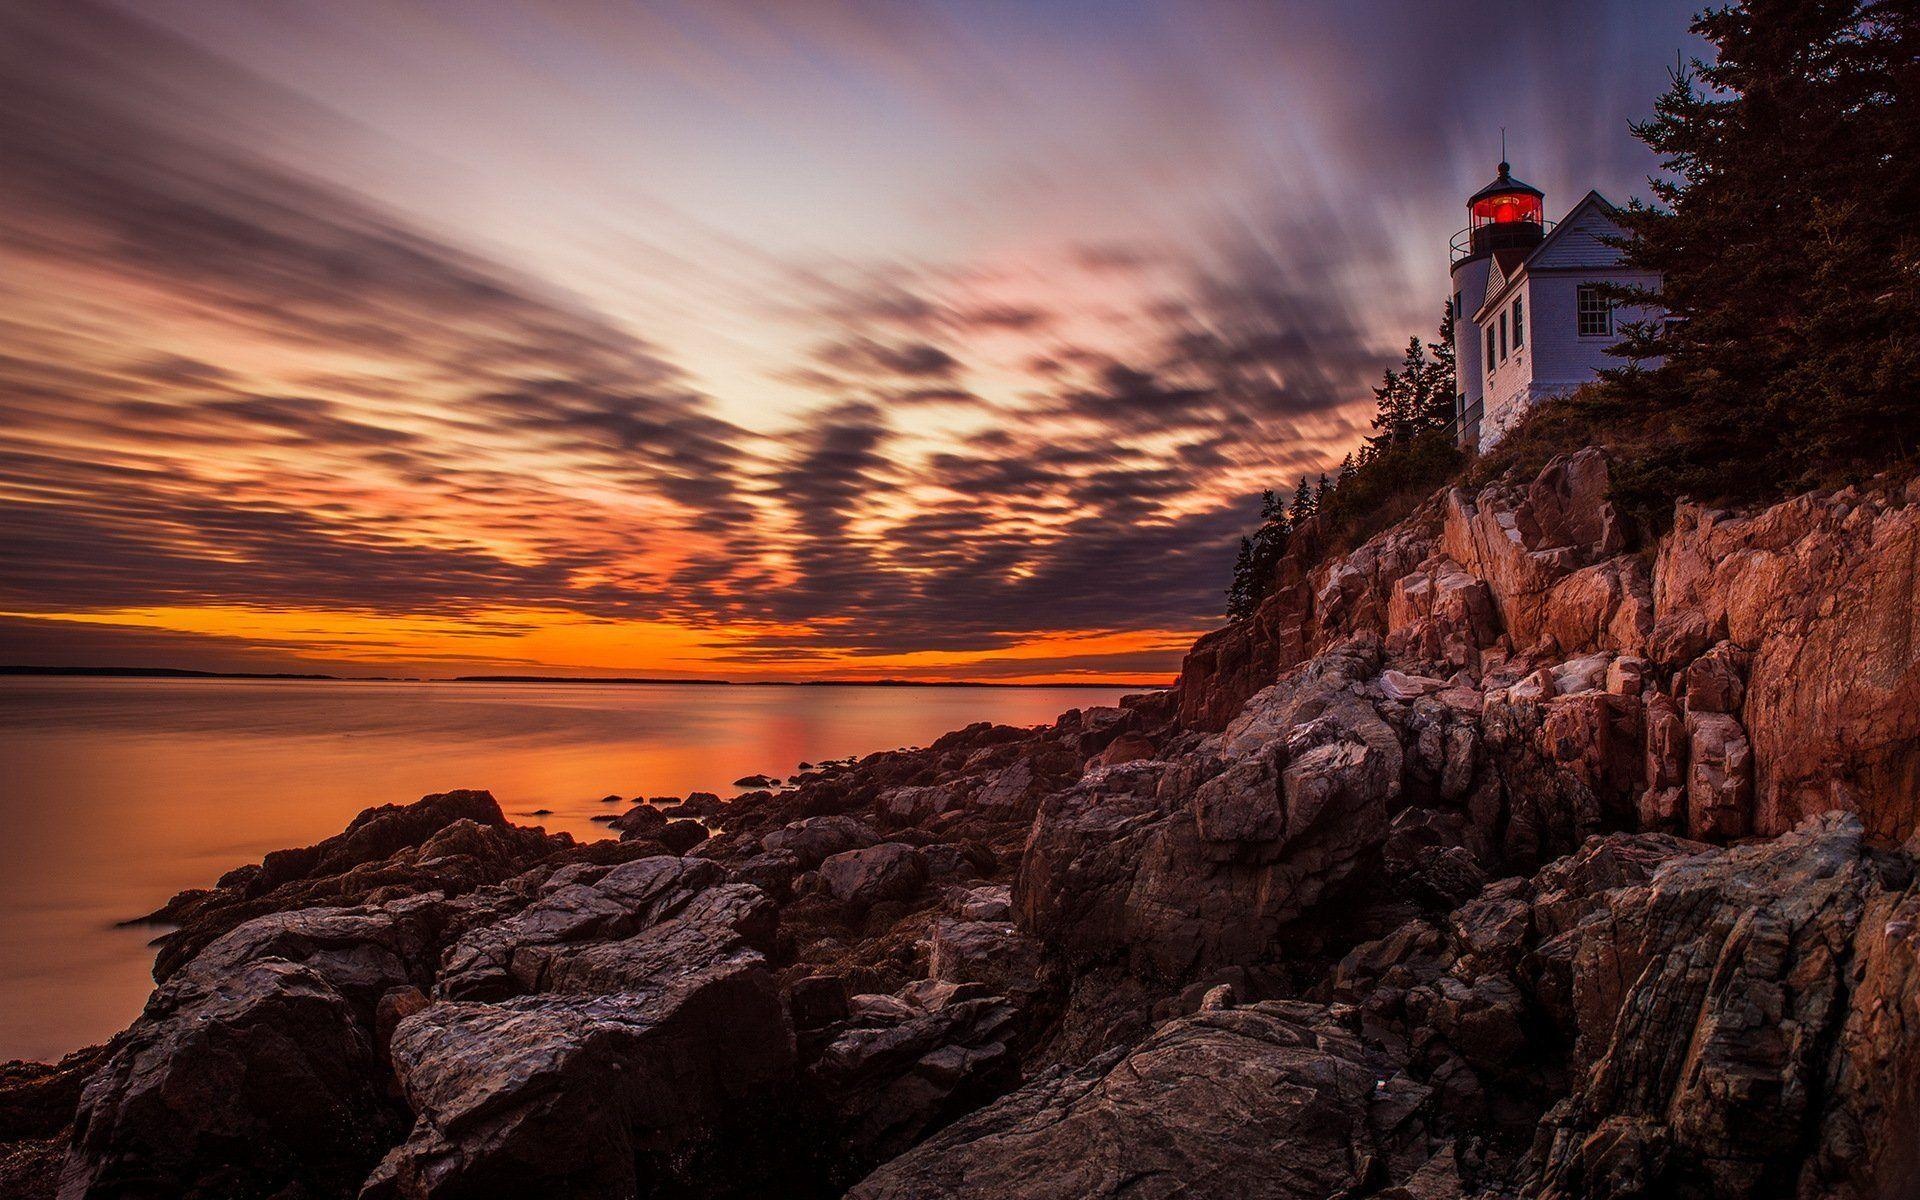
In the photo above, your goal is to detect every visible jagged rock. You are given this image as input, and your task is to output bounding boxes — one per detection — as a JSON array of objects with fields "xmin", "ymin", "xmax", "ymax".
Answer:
[
  {"xmin": 1380, "ymin": 668, "xmax": 1449, "ymax": 700},
  {"xmin": 1441, "ymin": 449, "xmax": 1637, "ymax": 659},
  {"xmin": 1684, "ymin": 710, "xmax": 1753, "ymax": 840},
  {"xmin": 1019, "ymin": 648, "xmax": 1401, "ymax": 979},
  {"xmin": 1654, "ymin": 488, "xmax": 1920, "ymax": 839},
  {"xmin": 1523, "ymin": 448, "xmax": 1628, "ymax": 559},
  {"xmin": 847, "ymin": 1002, "xmax": 1435, "ymax": 1200},
  {"xmin": 1801, "ymin": 850, "xmax": 1920, "ymax": 1200},
  {"xmin": 1523, "ymin": 814, "xmax": 1905, "ymax": 1198},
  {"xmin": 368, "ymin": 861, "xmax": 792, "ymax": 1198},
  {"xmin": 1388, "ymin": 556, "xmax": 1500, "ymax": 671},
  {"xmin": 1407, "ymin": 973, "xmax": 1529, "ymax": 1075},
  {"xmin": 436, "ymin": 856, "xmax": 773, "ymax": 1001},
  {"xmin": 1682, "ymin": 640, "xmax": 1748, "ymax": 714},
  {"xmin": 1478, "ymin": 693, "xmax": 1606, "ymax": 870},
  {"xmin": 1638, "ymin": 692, "xmax": 1687, "ymax": 832},
  {"xmin": 929, "ymin": 918, "xmax": 1046, "ymax": 1001},
  {"xmin": 1605, "ymin": 655, "xmax": 1648, "ymax": 696},
  {"xmin": 808, "ymin": 986, "xmax": 1020, "ymax": 1164},
  {"xmin": 63, "ymin": 901, "xmax": 445, "ymax": 1199},
  {"xmin": 1543, "ymin": 558, "xmax": 1654, "ymax": 659},
  {"xmin": 366, "ymin": 985, "xmax": 793, "ymax": 1199},
  {"xmin": 952, "ymin": 884, "xmax": 1011, "ymax": 923},
  {"xmin": 819, "ymin": 843, "xmax": 926, "ymax": 908}
]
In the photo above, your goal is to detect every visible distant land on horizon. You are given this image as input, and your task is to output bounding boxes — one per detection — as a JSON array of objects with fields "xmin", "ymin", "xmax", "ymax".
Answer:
[{"xmin": 0, "ymin": 665, "xmax": 1168, "ymax": 690}]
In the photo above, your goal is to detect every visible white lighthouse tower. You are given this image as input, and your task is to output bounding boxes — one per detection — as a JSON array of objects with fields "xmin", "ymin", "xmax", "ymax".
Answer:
[
  {"xmin": 1448, "ymin": 162, "xmax": 1546, "ymax": 448},
  {"xmin": 1447, "ymin": 162, "xmax": 1662, "ymax": 451}
]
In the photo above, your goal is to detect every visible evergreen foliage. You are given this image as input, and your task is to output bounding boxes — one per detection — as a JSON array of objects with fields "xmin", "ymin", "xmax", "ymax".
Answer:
[{"xmin": 1598, "ymin": 0, "xmax": 1920, "ymax": 504}]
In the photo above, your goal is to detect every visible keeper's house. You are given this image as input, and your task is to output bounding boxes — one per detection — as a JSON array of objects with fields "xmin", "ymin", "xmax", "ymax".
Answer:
[{"xmin": 1448, "ymin": 163, "xmax": 1661, "ymax": 451}]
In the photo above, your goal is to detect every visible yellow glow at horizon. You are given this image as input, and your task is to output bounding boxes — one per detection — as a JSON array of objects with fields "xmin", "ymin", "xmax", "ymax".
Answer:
[{"xmin": 10, "ymin": 607, "xmax": 1193, "ymax": 683}]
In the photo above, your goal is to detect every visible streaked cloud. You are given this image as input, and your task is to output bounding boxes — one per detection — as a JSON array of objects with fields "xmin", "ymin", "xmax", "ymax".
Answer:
[{"xmin": 0, "ymin": 1, "xmax": 1700, "ymax": 681}]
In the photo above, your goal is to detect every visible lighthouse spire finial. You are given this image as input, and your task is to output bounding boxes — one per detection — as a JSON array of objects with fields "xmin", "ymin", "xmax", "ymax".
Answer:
[{"xmin": 1501, "ymin": 127, "xmax": 1507, "ymax": 167}]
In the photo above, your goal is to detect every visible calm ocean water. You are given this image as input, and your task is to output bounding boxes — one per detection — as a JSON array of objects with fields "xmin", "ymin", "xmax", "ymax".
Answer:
[{"xmin": 0, "ymin": 677, "xmax": 1141, "ymax": 1062}]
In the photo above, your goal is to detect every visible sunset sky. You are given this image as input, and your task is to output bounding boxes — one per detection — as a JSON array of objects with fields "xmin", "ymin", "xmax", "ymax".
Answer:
[{"xmin": 0, "ymin": 1, "xmax": 1700, "ymax": 683}]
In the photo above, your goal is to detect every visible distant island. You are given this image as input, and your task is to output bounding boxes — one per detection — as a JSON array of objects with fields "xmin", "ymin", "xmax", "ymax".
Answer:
[{"xmin": 0, "ymin": 665, "xmax": 347, "ymax": 681}]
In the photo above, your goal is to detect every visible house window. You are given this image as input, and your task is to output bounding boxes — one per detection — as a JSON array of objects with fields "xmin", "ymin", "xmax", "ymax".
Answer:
[
  {"xmin": 1499, "ymin": 311, "xmax": 1508, "ymax": 360},
  {"xmin": 1577, "ymin": 286, "xmax": 1613, "ymax": 336},
  {"xmin": 1486, "ymin": 325, "xmax": 1495, "ymax": 374},
  {"xmin": 1512, "ymin": 298, "xmax": 1525, "ymax": 348}
]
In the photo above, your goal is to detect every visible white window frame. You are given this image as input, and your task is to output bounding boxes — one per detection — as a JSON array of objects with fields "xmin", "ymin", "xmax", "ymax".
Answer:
[
  {"xmin": 1512, "ymin": 297, "xmax": 1525, "ymax": 349},
  {"xmin": 1577, "ymin": 286, "xmax": 1613, "ymax": 337}
]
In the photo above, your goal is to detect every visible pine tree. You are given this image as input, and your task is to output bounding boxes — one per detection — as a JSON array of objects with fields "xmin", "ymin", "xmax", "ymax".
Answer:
[
  {"xmin": 1421, "ymin": 302, "xmax": 1458, "ymax": 433},
  {"xmin": 1606, "ymin": 0, "xmax": 1920, "ymax": 494},
  {"xmin": 1287, "ymin": 476, "xmax": 1317, "ymax": 527},
  {"xmin": 1225, "ymin": 537, "xmax": 1257, "ymax": 620}
]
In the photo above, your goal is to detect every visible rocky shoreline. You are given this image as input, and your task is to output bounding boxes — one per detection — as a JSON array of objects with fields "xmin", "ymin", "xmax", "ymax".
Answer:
[{"xmin": 5, "ymin": 446, "xmax": 1918, "ymax": 1199}]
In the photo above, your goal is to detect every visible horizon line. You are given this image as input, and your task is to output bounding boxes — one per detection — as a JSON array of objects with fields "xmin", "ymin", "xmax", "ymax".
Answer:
[{"xmin": 0, "ymin": 664, "xmax": 1172, "ymax": 690}]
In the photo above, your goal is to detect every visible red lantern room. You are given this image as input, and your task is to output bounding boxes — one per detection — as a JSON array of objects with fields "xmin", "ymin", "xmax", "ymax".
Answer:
[{"xmin": 1456, "ymin": 162, "xmax": 1546, "ymax": 260}]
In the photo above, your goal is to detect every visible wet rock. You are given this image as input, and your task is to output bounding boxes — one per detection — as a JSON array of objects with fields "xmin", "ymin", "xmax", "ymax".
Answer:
[
  {"xmin": 609, "ymin": 804, "xmax": 666, "ymax": 838},
  {"xmin": 658, "ymin": 818, "xmax": 710, "ymax": 854}
]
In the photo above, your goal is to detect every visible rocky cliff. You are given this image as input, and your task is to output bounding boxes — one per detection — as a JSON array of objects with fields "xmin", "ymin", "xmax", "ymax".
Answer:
[{"xmin": 5, "ymin": 448, "xmax": 1918, "ymax": 1200}]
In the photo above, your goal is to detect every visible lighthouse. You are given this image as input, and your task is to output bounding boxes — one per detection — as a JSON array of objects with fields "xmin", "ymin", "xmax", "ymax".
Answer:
[
  {"xmin": 1449, "ymin": 163, "xmax": 1545, "ymax": 448},
  {"xmin": 1447, "ymin": 163, "xmax": 1660, "ymax": 451}
]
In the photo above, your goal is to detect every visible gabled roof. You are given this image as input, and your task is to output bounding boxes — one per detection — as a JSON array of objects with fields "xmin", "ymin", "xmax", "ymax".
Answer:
[
  {"xmin": 1473, "ymin": 191, "xmax": 1625, "ymax": 323},
  {"xmin": 1478, "ymin": 248, "xmax": 1531, "ymax": 313},
  {"xmin": 1525, "ymin": 191, "xmax": 1623, "ymax": 267}
]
